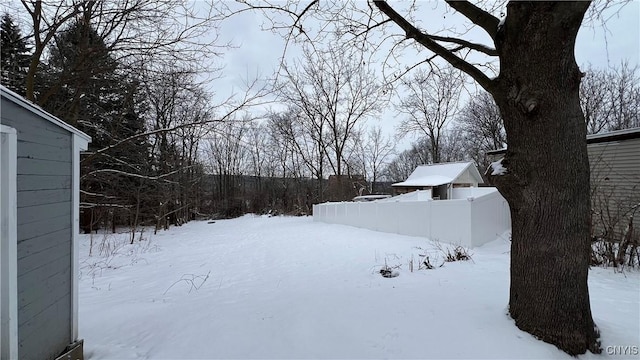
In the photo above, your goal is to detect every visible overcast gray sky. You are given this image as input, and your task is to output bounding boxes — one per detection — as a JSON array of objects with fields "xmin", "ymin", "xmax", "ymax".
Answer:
[
  {"xmin": 215, "ymin": 1, "xmax": 639, "ymax": 92},
  {"xmin": 211, "ymin": 1, "xmax": 639, "ymax": 151}
]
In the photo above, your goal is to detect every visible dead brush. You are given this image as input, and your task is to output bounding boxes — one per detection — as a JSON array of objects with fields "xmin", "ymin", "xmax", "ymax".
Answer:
[
  {"xmin": 590, "ymin": 214, "xmax": 639, "ymax": 270},
  {"xmin": 412, "ymin": 246, "xmax": 444, "ymax": 270},
  {"xmin": 432, "ymin": 241, "xmax": 474, "ymax": 263},
  {"xmin": 378, "ymin": 257, "xmax": 401, "ymax": 278},
  {"xmin": 445, "ymin": 245, "xmax": 473, "ymax": 262}
]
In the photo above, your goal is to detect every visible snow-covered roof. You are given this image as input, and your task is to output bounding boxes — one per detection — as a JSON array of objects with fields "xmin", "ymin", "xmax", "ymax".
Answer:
[
  {"xmin": 393, "ymin": 175, "xmax": 453, "ymax": 187},
  {"xmin": 376, "ymin": 190, "xmax": 433, "ymax": 202},
  {"xmin": 1, "ymin": 85, "xmax": 91, "ymax": 142},
  {"xmin": 392, "ymin": 161, "xmax": 483, "ymax": 187}
]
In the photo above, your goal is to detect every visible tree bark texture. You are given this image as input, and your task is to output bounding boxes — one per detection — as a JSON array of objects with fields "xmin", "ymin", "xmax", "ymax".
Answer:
[{"xmin": 488, "ymin": 2, "xmax": 600, "ymax": 355}]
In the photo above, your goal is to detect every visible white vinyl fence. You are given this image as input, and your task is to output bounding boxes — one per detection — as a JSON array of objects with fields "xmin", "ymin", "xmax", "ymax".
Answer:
[{"xmin": 313, "ymin": 189, "xmax": 511, "ymax": 248}]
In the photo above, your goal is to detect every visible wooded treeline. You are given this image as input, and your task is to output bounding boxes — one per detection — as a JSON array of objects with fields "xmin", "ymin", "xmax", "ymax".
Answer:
[{"xmin": 1, "ymin": 5, "xmax": 638, "ymax": 234}]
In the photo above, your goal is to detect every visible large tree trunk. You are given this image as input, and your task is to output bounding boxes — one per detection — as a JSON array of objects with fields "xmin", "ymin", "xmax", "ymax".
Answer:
[{"xmin": 488, "ymin": 2, "xmax": 600, "ymax": 355}]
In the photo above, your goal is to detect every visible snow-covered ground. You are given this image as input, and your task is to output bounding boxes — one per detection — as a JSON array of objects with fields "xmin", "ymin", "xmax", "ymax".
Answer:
[{"xmin": 79, "ymin": 215, "xmax": 639, "ymax": 359}]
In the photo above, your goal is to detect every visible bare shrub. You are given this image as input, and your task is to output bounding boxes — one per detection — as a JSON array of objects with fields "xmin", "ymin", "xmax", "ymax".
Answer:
[
  {"xmin": 379, "ymin": 266, "xmax": 399, "ymax": 278},
  {"xmin": 445, "ymin": 246, "xmax": 473, "ymax": 262},
  {"xmin": 82, "ymin": 228, "xmax": 159, "ymax": 279},
  {"xmin": 379, "ymin": 257, "xmax": 401, "ymax": 278},
  {"xmin": 591, "ymin": 215, "xmax": 639, "ymax": 270},
  {"xmin": 421, "ymin": 256, "xmax": 437, "ymax": 270},
  {"xmin": 433, "ymin": 242, "xmax": 474, "ymax": 263},
  {"xmin": 413, "ymin": 245, "xmax": 445, "ymax": 270},
  {"xmin": 380, "ymin": 242, "xmax": 473, "ymax": 277},
  {"xmin": 590, "ymin": 191, "xmax": 639, "ymax": 270}
]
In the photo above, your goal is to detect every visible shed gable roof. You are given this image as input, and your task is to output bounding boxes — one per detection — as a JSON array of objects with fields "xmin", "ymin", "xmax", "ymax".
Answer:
[
  {"xmin": 392, "ymin": 161, "xmax": 484, "ymax": 187},
  {"xmin": 1, "ymin": 85, "xmax": 91, "ymax": 142}
]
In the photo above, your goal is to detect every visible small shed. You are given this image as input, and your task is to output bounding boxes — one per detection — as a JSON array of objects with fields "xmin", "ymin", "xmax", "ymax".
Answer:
[
  {"xmin": 1, "ymin": 86, "xmax": 90, "ymax": 360},
  {"xmin": 392, "ymin": 161, "xmax": 484, "ymax": 199}
]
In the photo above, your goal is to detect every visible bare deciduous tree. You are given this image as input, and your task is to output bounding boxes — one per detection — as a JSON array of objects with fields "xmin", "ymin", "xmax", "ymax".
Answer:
[
  {"xmin": 384, "ymin": 138, "xmax": 430, "ymax": 182},
  {"xmin": 16, "ymin": 0, "xmax": 220, "ymax": 101},
  {"xmin": 396, "ymin": 67, "xmax": 464, "ymax": 164},
  {"xmin": 581, "ymin": 62, "xmax": 640, "ymax": 134},
  {"xmin": 455, "ymin": 91, "xmax": 505, "ymax": 174},
  {"xmin": 278, "ymin": 43, "xmax": 386, "ymax": 178},
  {"xmin": 581, "ymin": 68, "xmax": 613, "ymax": 135},
  {"xmin": 355, "ymin": 126, "xmax": 395, "ymax": 193},
  {"xmin": 206, "ymin": 116, "xmax": 251, "ymax": 217},
  {"xmin": 268, "ymin": 108, "xmax": 326, "ymax": 185}
]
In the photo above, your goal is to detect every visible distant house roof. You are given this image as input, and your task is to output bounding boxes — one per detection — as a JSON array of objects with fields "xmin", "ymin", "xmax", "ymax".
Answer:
[
  {"xmin": 352, "ymin": 194, "xmax": 392, "ymax": 202},
  {"xmin": 585, "ymin": 127, "xmax": 640, "ymax": 144},
  {"xmin": 392, "ymin": 161, "xmax": 484, "ymax": 187},
  {"xmin": 487, "ymin": 127, "xmax": 640, "ymax": 156}
]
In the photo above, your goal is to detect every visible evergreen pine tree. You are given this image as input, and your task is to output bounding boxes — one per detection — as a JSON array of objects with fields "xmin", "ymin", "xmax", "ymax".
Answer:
[
  {"xmin": 44, "ymin": 17, "xmax": 146, "ymax": 152},
  {"xmin": 1, "ymin": 13, "xmax": 31, "ymax": 95},
  {"xmin": 42, "ymin": 17, "xmax": 151, "ymax": 231}
]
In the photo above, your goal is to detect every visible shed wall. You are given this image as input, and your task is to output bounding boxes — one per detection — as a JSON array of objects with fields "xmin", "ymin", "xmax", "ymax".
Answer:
[
  {"xmin": 1, "ymin": 98, "xmax": 73, "ymax": 360},
  {"xmin": 453, "ymin": 168, "xmax": 479, "ymax": 186}
]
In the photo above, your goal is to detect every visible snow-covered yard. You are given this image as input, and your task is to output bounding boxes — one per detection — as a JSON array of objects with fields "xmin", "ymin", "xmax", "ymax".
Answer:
[{"xmin": 79, "ymin": 215, "xmax": 639, "ymax": 359}]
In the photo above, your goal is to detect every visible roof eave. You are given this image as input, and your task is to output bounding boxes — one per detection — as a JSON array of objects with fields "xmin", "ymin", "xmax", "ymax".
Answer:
[{"xmin": 1, "ymin": 85, "xmax": 92, "ymax": 142}]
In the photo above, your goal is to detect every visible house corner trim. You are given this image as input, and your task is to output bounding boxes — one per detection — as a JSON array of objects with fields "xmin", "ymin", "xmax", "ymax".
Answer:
[
  {"xmin": 71, "ymin": 134, "xmax": 88, "ymax": 342},
  {"xmin": 1, "ymin": 124, "xmax": 18, "ymax": 360}
]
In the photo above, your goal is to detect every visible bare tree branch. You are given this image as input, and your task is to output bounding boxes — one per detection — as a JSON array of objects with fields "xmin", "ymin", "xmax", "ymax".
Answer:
[
  {"xmin": 81, "ymin": 80, "xmax": 270, "ymax": 164},
  {"xmin": 81, "ymin": 168, "xmax": 186, "ymax": 183},
  {"xmin": 443, "ymin": 0, "xmax": 500, "ymax": 41},
  {"xmin": 372, "ymin": 0, "xmax": 495, "ymax": 92},
  {"xmin": 429, "ymin": 34, "xmax": 498, "ymax": 56}
]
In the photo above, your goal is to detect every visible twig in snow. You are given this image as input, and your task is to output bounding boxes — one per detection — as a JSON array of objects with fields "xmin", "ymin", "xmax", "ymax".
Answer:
[{"xmin": 163, "ymin": 271, "xmax": 211, "ymax": 295}]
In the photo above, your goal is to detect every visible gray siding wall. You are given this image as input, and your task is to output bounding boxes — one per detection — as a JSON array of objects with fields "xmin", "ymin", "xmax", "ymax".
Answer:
[
  {"xmin": 588, "ymin": 138, "xmax": 640, "ymax": 242},
  {"xmin": 1, "ymin": 97, "xmax": 73, "ymax": 360},
  {"xmin": 486, "ymin": 137, "xmax": 640, "ymax": 242}
]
